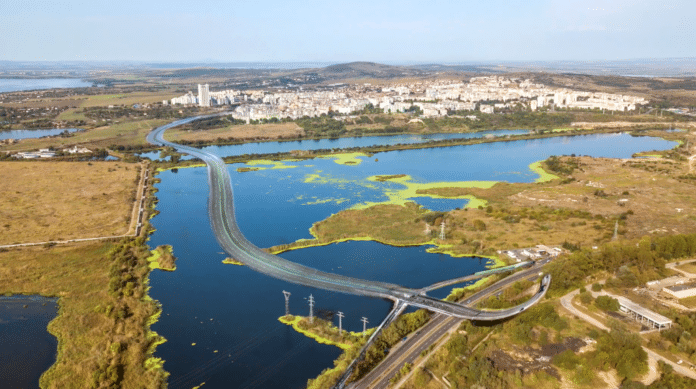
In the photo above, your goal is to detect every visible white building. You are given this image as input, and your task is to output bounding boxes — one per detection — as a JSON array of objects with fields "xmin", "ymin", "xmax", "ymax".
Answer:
[
  {"xmin": 663, "ymin": 283, "xmax": 696, "ymax": 299},
  {"xmin": 14, "ymin": 148, "xmax": 56, "ymax": 159},
  {"xmin": 171, "ymin": 92, "xmax": 198, "ymax": 105},
  {"xmin": 198, "ymin": 84, "xmax": 211, "ymax": 107}
]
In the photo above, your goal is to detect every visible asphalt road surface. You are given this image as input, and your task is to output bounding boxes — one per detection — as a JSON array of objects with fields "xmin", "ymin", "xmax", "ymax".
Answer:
[{"xmin": 352, "ymin": 263, "xmax": 549, "ymax": 389}]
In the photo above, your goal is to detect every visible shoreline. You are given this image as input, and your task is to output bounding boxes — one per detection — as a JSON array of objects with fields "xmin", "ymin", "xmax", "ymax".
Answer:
[
  {"xmin": 151, "ymin": 126, "xmax": 682, "ymax": 175},
  {"xmin": 267, "ymin": 234, "xmax": 504, "ymax": 269}
]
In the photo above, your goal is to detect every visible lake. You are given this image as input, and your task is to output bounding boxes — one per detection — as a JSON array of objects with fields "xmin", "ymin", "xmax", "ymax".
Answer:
[
  {"xmin": 146, "ymin": 131, "xmax": 676, "ymax": 388},
  {"xmin": 138, "ymin": 129, "xmax": 530, "ymax": 161},
  {"xmin": 0, "ymin": 78, "xmax": 93, "ymax": 93},
  {"xmin": 0, "ymin": 128, "xmax": 82, "ymax": 140},
  {"xmin": 0, "ymin": 295, "xmax": 59, "ymax": 389}
]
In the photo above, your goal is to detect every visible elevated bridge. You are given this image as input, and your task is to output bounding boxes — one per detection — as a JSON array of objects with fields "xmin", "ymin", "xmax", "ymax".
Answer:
[{"xmin": 147, "ymin": 114, "xmax": 550, "ymax": 321}]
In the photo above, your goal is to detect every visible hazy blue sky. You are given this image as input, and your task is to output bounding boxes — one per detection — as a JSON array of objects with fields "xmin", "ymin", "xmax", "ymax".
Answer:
[{"xmin": 1, "ymin": 0, "xmax": 694, "ymax": 62}]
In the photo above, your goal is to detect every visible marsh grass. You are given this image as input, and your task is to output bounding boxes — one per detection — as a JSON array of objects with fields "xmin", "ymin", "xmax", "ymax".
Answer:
[{"xmin": 0, "ymin": 238, "xmax": 166, "ymax": 389}]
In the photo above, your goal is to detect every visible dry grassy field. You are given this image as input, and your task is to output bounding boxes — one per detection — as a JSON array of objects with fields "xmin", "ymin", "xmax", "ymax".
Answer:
[
  {"xmin": 0, "ymin": 161, "xmax": 140, "ymax": 245},
  {"xmin": 166, "ymin": 122, "xmax": 305, "ymax": 142},
  {"xmin": 0, "ymin": 119, "xmax": 169, "ymax": 152},
  {"xmin": 3, "ymin": 91, "xmax": 179, "ymax": 110},
  {"xmin": 508, "ymin": 156, "xmax": 696, "ymax": 239}
]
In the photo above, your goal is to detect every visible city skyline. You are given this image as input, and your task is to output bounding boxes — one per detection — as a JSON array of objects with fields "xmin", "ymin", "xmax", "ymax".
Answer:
[{"xmin": 1, "ymin": 0, "xmax": 694, "ymax": 63}]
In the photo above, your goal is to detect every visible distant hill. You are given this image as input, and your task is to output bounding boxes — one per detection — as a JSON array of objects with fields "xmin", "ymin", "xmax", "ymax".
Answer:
[{"xmin": 300, "ymin": 61, "xmax": 430, "ymax": 80}]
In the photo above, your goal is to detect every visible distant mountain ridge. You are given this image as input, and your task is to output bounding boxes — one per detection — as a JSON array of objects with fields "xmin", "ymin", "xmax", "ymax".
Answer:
[{"xmin": 306, "ymin": 61, "xmax": 429, "ymax": 79}]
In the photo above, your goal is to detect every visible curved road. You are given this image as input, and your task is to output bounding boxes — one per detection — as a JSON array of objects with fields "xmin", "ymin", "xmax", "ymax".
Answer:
[{"xmin": 147, "ymin": 115, "xmax": 550, "ymax": 320}]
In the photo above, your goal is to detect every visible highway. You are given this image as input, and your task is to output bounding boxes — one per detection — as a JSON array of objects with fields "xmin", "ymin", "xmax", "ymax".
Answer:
[
  {"xmin": 351, "ymin": 263, "xmax": 549, "ymax": 389},
  {"xmin": 147, "ymin": 115, "xmax": 550, "ymax": 321}
]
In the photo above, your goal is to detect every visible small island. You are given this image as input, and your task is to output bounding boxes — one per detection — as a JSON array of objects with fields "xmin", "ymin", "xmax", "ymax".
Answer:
[
  {"xmin": 222, "ymin": 257, "xmax": 245, "ymax": 266},
  {"xmin": 147, "ymin": 245, "xmax": 177, "ymax": 271}
]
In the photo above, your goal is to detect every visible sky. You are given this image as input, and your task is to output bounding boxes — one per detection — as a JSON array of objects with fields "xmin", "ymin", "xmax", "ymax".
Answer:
[{"xmin": 1, "ymin": 0, "xmax": 694, "ymax": 63}]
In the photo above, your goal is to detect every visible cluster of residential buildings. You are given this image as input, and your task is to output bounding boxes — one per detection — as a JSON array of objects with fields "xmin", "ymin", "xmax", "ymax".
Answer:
[
  {"xmin": 424, "ymin": 76, "xmax": 648, "ymax": 112},
  {"xmin": 165, "ymin": 77, "xmax": 649, "ymax": 122},
  {"xmin": 13, "ymin": 146, "xmax": 91, "ymax": 159},
  {"xmin": 167, "ymin": 84, "xmax": 263, "ymax": 107}
]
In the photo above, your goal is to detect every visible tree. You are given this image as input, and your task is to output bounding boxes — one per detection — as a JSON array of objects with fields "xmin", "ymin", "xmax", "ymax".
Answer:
[{"xmin": 595, "ymin": 296, "xmax": 620, "ymax": 312}]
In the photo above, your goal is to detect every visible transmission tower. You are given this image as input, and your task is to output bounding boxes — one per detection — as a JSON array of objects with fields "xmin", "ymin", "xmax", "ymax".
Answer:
[
  {"xmin": 282, "ymin": 290, "xmax": 291, "ymax": 316},
  {"xmin": 308, "ymin": 294, "xmax": 315, "ymax": 323},
  {"xmin": 613, "ymin": 220, "xmax": 619, "ymax": 241},
  {"xmin": 424, "ymin": 223, "xmax": 431, "ymax": 236},
  {"xmin": 361, "ymin": 317, "xmax": 369, "ymax": 335},
  {"xmin": 439, "ymin": 220, "xmax": 446, "ymax": 240},
  {"xmin": 337, "ymin": 311, "xmax": 344, "ymax": 335}
]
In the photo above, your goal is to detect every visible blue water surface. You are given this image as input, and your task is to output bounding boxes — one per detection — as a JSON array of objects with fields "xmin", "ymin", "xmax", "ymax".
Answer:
[
  {"xmin": 0, "ymin": 128, "xmax": 82, "ymax": 140},
  {"xmin": 0, "ymin": 296, "xmax": 58, "ymax": 389},
  {"xmin": 147, "ymin": 131, "xmax": 677, "ymax": 389},
  {"xmin": 0, "ymin": 78, "xmax": 92, "ymax": 93},
  {"xmin": 138, "ymin": 129, "xmax": 529, "ymax": 161}
]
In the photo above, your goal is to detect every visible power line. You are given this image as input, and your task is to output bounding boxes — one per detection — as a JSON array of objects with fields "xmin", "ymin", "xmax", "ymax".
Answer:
[{"xmin": 337, "ymin": 311, "xmax": 344, "ymax": 335}]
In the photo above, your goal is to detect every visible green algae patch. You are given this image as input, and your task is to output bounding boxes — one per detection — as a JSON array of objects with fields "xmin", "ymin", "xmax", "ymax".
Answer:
[
  {"xmin": 425, "ymin": 244, "xmax": 502, "ymax": 267},
  {"xmin": 303, "ymin": 171, "xmax": 379, "ymax": 191},
  {"xmin": 156, "ymin": 163, "xmax": 206, "ymax": 172},
  {"xmin": 319, "ymin": 152, "xmax": 369, "ymax": 165},
  {"xmin": 147, "ymin": 245, "xmax": 177, "ymax": 271},
  {"xmin": 244, "ymin": 159, "xmax": 299, "ymax": 170},
  {"xmin": 444, "ymin": 276, "xmax": 493, "ymax": 301},
  {"xmin": 351, "ymin": 174, "xmax": 494, "ymax": 210},
  {"xmin": 529, "ymin": 161, "xmax": 559, "ymax": 183},
  {"xmin": 222, "ymin": 257, "xmax": 245, "ymax": 266},
  {"xmin": 268, "ymin": 236, "xmax": 378, "ymax": 255},
  {"xmin": 304, "ymin": 172, "xmax": 351, "ymax": 186},
  {"xmin": 633, "ymin": 152, "xmax": 664, "ymax": 158},
  {"xmin": 302, "ymin": 197, "xmax": 350, "ymax": 206},
  {"xmin": 279, "ymin": 315, "xmax": 373, "ymax": 351}
]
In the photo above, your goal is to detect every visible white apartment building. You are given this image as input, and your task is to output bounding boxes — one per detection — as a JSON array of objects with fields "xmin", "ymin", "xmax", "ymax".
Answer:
[{"xmin": 198, "ymin": 84, "xmax": 211, "ymax": 107}]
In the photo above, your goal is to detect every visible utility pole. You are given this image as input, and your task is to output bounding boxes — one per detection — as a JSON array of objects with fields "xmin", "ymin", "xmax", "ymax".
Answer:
[
  {"xmin": 282, "ymin": 290, "xmax": 291, "ymax": 316},
  {"xmin": 613, "ymin": 220, "xmax": 619, "ymax": 241},
  {"xmin": 361, "ymin": 317, "xmax": 369, "ymax": 336},
  {"xmin": 439, "ymin": 220, "xmax": 446, "ymax": 240},
  {"xmin": 337, "ymin": 311, "xmax": 344, "ymax": 335},
  {"xmin": 308, "ymin": 294, "xmax": 315, "ymax": 323}
]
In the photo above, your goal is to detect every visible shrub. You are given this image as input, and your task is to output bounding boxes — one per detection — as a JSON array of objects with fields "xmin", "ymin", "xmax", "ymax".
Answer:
[
  {"xmin": 579, "ymin": 291, "xmax": 593, "ymax": 304},
  {"xmin": 552, "ymin": 349, "xmax": 580, "ymax": 370},
  {"xmin": 595, "ymin": 296, "xmax": 620, "ymax": 312}
]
